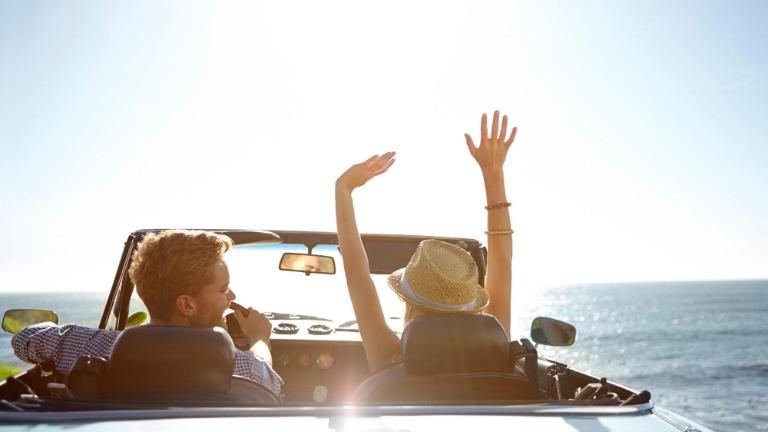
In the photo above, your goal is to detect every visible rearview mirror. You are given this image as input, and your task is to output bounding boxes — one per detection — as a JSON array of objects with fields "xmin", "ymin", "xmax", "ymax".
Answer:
[
  {"xmin": 279, "ymin": 253, "xmax": 336, "ymax": 275},
  {"xmin": 2, "ymin": 309, "xmax": 59, "ymax": 334},
  {"xmin": 530, "ymin": 316, "xmax": 576, "ymax": 346}
]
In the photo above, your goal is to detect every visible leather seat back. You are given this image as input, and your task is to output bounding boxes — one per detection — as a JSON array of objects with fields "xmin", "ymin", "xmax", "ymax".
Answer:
[
  {"xmin": 93, "ymin": 325, "xmax": 278, "ymax": 404},
  {"xmin": 402, "ymin": 314, "xmax": 509, "ymax": 374},
  {"xmin": 100, "ymin": 325, "xmax": 235, "ymax": 399},
  {"xmin": 355, "ymin": 314, "xmax": 539, "ymax": 403}
]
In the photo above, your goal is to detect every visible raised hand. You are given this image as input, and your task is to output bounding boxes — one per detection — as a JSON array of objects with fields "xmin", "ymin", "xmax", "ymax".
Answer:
[
  {"xmin": 464, "ymin": 111, "xmax": 517, "ymax": 174},
  {"xmin": 464, "ymin": 111, "xmax": 515, "ymax": 338},
  {"xmin": 335, "ymin": 150, "xmax": 403, "ymax": 370},
  {"xmin": 336, "ymin": 152, "xmax": 396, "ymax": 192}
]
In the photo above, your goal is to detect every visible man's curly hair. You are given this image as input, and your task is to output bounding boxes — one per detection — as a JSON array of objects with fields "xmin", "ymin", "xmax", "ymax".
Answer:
[{"xmin": 128, "ymin": 230, "xmax": 232, "ymax": 321}]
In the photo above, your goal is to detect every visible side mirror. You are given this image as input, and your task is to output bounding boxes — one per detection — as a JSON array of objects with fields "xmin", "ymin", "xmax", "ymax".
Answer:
[
  {"xmin": 279, "ymin": 253, "xmax": 336, "ymax": 275},
  {"xmin": 530, "ymin": 316, "xmax": 576, "ymax": 346},
  {"xmin": 2, "ymin": 309, "xmax": 59, "ymax": 334}
]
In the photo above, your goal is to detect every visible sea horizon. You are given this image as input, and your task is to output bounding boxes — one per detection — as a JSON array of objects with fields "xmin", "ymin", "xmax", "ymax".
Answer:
[{"xmin": 2, "ymin": 277, "xmax": 767, "ymax": 295}]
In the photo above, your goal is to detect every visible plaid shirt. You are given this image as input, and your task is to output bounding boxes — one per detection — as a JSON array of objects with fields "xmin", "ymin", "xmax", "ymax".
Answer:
[{"xmin": 12, "ymin": 322, "xmax": 283, "ymax": 396}]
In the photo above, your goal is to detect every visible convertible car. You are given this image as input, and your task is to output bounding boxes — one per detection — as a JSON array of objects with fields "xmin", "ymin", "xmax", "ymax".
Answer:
[{"xmin": 0, "ymin": 229, "xmax": 714, "ymax": 431}]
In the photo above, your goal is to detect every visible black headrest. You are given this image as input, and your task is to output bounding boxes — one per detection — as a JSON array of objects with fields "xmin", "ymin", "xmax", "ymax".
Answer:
[
  {"xmin": 100, "ymin": 325, "xmax": 235, "ymax": 398},
  {"xmin": 402, "ymin": 314, "xmax": 509, "ymax": 375}
]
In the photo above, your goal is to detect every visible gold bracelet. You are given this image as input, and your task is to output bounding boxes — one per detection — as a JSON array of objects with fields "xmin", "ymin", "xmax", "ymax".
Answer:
[
  {"xmin": 485, "ymin": 229, "xmax": 514, "ymax": 235},
  {"xmin": 485, "ymin": 202, "xmax": 511, "ymax": 210}
]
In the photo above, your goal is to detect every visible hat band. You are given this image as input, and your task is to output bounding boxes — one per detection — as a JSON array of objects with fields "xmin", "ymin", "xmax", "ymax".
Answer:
[{"xmin": 400, "ymin": 272, "xmax": 478, "ymax": 311}]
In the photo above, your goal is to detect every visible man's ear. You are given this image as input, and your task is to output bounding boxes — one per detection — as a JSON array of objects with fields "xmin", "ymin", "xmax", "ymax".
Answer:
[{"xmin": 176, "ymin": 294, "xmax": 197, "ymax": 318}]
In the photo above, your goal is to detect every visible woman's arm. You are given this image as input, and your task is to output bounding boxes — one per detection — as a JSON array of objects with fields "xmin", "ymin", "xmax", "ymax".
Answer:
[
  {"xmin": 464, "ymin": 111, "xmax": 517, "ymax": 338},
  {"xmin": 335, "ymin": 152, "xmax": 401, "ymax": 371}
]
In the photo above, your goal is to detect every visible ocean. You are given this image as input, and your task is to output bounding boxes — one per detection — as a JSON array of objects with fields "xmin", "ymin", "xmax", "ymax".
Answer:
[{"xmin": 1, "ymin": 280, "xmax": 766, "ymax": 432}]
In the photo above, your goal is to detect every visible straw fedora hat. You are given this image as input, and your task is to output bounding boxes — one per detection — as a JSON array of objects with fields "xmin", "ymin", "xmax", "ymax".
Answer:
[{"xmin": 387, "ymin": 239, "xmax": 489, "ymax": 313}]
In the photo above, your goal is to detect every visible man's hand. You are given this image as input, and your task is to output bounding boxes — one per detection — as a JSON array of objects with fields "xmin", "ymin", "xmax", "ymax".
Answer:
[
  {"xmin": 336, "ymin": 152, "xmax": 396, "ymax": 192},
  {"xmin": 464, "ymin": 111, "xmax": 517, "ymax": 175},
  {"xmin": 234, "ymin": 307, "xmax": 272, "ymax": 347}
]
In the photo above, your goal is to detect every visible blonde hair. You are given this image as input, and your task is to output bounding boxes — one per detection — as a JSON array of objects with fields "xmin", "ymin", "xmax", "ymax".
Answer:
[
  {"xmin": 128, "ymin": 230, "xmax": 232, "ymax": 321},
  {"xmin": 403, "ymin": 300, "xmax": 479, "ymax": 328},
  {"xmin": 403, "ymin": 302, "xmax": 426, "ymax": 326}
]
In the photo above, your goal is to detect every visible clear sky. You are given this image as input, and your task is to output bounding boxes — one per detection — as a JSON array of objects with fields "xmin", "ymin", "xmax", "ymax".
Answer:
[{"xmin": 1, "ymin": 0, "xmax": 766, "ymax": 293}]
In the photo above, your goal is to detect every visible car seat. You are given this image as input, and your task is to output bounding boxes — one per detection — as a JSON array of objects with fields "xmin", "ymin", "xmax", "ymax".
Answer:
[
  {"xmin": 70, "ymin": 325, "xmax": 278, "ymax": 405},
  {"xmin": 354, "ymin": 314, "xmax": 540, "ymax": 403}
]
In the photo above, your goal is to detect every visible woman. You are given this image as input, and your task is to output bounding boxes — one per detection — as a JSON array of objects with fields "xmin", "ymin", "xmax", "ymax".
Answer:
[{"xmin": 335, "ymin": 111, "xmax": 516, "ymax": 372}]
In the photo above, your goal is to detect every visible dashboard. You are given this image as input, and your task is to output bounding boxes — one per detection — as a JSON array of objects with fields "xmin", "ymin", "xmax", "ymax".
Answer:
[{"xmin": 269, "ymin": 321, "xmax": 371, "ymax": 404}]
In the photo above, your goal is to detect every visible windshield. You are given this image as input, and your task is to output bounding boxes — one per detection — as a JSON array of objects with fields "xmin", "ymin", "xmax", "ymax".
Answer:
[
  {"xmin": 227, "ymin": 243, "xmax": 404, "ymax": 323},
  {"xmin": 126, "ymin": 242, "xmax": 407, "ymax": 328}
]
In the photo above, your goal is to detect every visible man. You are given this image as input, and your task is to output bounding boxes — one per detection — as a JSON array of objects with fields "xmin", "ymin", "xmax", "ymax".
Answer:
[{"xmin": 11, "ymin": 230, "xmax": 282, "ymax": 396}]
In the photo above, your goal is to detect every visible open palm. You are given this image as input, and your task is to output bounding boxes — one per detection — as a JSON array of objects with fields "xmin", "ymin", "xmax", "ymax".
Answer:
[
  {"xmin": 464, "ymin": 111, "xmax": 517, "ymax": 173},
  {"xmin": 337, "ymin": 152, "xmax": 396, "ymax": 191}
]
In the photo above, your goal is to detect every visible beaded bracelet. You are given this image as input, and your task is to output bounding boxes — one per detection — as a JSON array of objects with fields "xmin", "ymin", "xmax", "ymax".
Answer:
[
  {"xmin": 485, "ymin": 229, "xmax": 514, "ymax": 235},
  {"xmin": 485, "ymin": 202, "xmax": 511, "ymax": 210}
]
